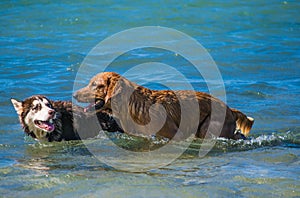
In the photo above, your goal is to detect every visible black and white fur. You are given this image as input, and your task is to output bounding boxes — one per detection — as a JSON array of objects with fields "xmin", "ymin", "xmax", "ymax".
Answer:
[{"xmin": 11, "ymin": 95, "xmax": 122, "ymax": 142}]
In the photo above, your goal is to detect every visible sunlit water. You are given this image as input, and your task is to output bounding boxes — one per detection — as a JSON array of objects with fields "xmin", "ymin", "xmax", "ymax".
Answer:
[{"xmin": 1, "ymin": 0, "xmax": 299, "ymax": 197}]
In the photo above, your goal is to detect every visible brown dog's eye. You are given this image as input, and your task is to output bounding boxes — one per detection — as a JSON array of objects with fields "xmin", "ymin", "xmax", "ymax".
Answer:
[{"xmin": 91, "ymin": 82, "xmax": 98, "ymax": 90}]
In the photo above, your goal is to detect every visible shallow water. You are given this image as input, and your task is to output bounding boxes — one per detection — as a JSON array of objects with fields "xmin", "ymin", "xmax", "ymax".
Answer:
[{"xmin": 1, "ymin": 0, "xmax": 300, "ymax": 197}]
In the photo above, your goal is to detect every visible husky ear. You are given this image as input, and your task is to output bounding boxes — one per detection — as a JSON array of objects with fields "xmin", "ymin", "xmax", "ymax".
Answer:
[{"xmin": 11, "ymin": 98, "xmax": 23, "ymax": 115}]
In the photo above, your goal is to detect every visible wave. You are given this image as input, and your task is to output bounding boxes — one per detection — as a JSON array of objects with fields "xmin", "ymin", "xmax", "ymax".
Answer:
[{"xmin": 26, "ymin": 130, "xmax": 299, "ymax": 158}]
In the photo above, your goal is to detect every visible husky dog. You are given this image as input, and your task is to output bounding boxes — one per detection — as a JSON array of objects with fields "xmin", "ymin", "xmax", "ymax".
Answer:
[{"xmin": 11, "ymin": 95, "xmax": 122, "ymax": 142}]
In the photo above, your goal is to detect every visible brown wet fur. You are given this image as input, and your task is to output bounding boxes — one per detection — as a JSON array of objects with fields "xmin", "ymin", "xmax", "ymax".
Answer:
[{"xmin": 74, "ymin": 72, "xmax": 254, "ymax": 140}]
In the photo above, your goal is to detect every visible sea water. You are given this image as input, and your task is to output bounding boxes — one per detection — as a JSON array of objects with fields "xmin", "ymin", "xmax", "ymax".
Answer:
[{"xmin": 0, "ymin": 1, "xmax": 299, "ymax": 197}]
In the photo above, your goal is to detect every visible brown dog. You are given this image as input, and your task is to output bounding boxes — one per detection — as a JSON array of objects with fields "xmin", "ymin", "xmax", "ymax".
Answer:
[{"xmin": 74, "ymin": 72, "xmax": 254, "ymax": 140}]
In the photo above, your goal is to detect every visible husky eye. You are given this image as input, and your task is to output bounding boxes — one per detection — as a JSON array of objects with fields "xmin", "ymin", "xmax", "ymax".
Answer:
[
  {"xmin": 45, "ymin": 103, "xmax": 52, "ymax": 108},
  {"xmin": 32, "ymin": 103, "xmax": 42, "ymax": 111},
  {"xmin": 32, "ymin": 105, "xmax": 38, "ymax": 111}
]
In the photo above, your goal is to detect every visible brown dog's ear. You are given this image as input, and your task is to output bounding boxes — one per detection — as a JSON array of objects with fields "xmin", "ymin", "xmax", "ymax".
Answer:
[
  {"xmin": 11, "ymin": 98, "xmax": 23, "ymax": 116},
  {"xmin": 105, "ymin": 77, "xmax": 123, "ymax": 104},
  {"xmin": 105, "ymin": 78, "xmax": 114, "ymax": 103}
]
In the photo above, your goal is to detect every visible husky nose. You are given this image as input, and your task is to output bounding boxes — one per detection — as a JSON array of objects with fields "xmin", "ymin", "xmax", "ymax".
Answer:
[{"xmin": 48, "ymin": 110, "xmax": 55, "ymax": 116}]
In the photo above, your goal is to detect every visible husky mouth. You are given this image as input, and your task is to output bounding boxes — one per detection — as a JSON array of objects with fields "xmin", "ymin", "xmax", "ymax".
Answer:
[
  {"xmin": 84, "ymin": 99, "xmax": 104, "ymax": 113},
  {"xmin": 34, "ymin": 119, "xmax": 55, "ymax": 132}
]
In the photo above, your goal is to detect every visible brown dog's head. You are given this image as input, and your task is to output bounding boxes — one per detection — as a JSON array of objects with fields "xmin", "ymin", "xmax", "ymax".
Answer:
[{"xmin": 73, "ymin": 72, "xmax": 122, "ymax": 111}]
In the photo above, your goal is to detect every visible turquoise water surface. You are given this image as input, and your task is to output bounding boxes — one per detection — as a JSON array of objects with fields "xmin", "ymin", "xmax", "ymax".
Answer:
[{"xmin": 1, "ymin": 1, "xmax": 300, "ymax": 197}]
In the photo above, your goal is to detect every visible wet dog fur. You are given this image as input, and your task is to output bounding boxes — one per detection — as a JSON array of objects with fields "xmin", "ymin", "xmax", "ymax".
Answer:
[{"xmin": 74, "ymin": 72, "xmax": 254, "ymax": 140}]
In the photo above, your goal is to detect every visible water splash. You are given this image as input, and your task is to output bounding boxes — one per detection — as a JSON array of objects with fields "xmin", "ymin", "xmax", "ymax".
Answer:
[
  {"xmin": 24, "ymin": 129, "xmax": 299, "ymax": 158},
  {"xmin": 89, "ymin": 130, "xmax": 300, "ymax": 155}
]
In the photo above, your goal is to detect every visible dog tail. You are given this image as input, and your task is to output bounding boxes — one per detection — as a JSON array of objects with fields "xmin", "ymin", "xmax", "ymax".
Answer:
[{"xmin": 231, "ymin": 108, "xmax": 254, "ymax": 136}]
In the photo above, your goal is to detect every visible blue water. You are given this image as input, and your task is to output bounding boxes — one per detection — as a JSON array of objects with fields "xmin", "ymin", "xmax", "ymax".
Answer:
[{"xmin": 1, "ymin": 0, "xmax": 300, "ymax": 197}]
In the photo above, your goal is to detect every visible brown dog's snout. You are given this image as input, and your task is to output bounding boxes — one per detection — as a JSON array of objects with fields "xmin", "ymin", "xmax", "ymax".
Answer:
[
  {"xmin": 73, "ymin": 87, "xmax": 95, "ymax": 103},
  {"xmin": 73, "ymin": 89, "xmax": 86, "ymax": 100},
  {"xmin": 73, "ymin": 89, "xmax": 85, "ymax": 101},
  {"xmin": 73, "ymin": 92, "xmax": 79, "ymax": 100}
]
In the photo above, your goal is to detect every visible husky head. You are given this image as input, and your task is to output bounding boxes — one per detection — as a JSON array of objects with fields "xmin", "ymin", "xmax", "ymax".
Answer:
[{"xmin": 11, "ymin": 95, "xmax": 57, "ymax": 140}]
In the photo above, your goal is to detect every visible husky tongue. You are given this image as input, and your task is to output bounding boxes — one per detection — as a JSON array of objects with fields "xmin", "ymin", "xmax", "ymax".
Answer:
[{"xmin": 36, "ymin": 120, "xmax": 55, "ymax": 132}]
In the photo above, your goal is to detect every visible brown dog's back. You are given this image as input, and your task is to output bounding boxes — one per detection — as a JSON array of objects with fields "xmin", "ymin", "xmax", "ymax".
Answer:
[{"xmin": 107, "ymin": 77, "xmax": 253, "ymax": 140}]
